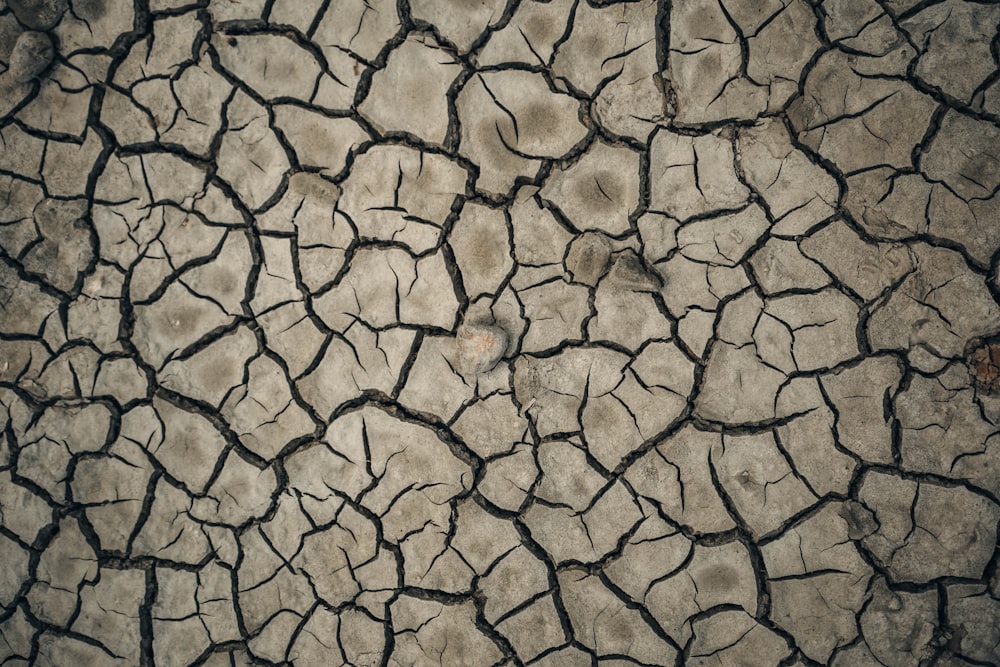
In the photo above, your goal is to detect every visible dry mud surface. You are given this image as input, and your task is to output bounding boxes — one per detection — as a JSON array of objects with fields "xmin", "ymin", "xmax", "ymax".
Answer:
[{"xmin": 2, "ymin": 0, "xmax": 1000, "ymax": 665}]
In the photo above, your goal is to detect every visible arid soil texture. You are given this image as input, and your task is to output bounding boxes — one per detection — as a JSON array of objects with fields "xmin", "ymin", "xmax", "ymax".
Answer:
[{"xmin": 1, "ymin": 0, "xmax": 1000, "ymax": 665}]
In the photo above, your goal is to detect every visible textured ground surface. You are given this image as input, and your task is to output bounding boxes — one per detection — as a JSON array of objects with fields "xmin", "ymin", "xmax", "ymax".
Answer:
[{"xmin": 2, "ymin": 0, "xmax": 1000, "ymax": 665}]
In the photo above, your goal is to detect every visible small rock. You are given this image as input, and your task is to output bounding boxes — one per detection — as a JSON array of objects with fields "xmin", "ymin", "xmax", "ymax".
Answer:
[
  {"xmin": 456, "ymin": 323, "xmax": 508, "ymax": 375},
  {"xmin": 565, "ymin": 231, "xmax": 611, "ymax": 286},
  {"xmin": 969, "ymin": 341, "xmax": 1000, "ymax": 393},
  {"xmin": 7, "ymin": 30, "xmax": 54, "ymax": 83},
  {"xmin": 606, "ymin": 250, "xmax": 661, "ymax": 291},
  {"xmin": 8, "ymin": 0, "xmax": 68, "ymax": 31}
]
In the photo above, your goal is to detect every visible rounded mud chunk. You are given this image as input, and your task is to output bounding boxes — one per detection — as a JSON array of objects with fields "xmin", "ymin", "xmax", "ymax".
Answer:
[
  {"xmin": 8, "ymin": 0, "xmax": 68, "ymax": 31},
  {"xmin": 565, "ymin": 231, "xmax": 611, "ymax": 286},
  {"xmin": 456, "ymin": 322, "xmax": 508, "ymax": 375},
  {"xmin": 8, "ymin": 30, "xmax": 54, "ymax": 82}
]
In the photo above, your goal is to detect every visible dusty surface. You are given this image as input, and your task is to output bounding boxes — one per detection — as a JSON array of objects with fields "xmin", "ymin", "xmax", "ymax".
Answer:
[{"xmin": 1, "ymin": 0, "xmax": 1000, "ymax": 665}]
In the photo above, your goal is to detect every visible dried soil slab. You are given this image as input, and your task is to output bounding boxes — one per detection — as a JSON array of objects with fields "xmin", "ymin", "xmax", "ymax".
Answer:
[
  {"xmin": 626, "ymin": 425, "xmax": 735, "ymax": 534},
  {"xmin": 410, "ymin": 0, "xmax": 505, "ymax": 53},
  {"xmin": 868, "ymin": 244, "xmax": 1000, "ymax": 370},
  {"xmin": 788, "ymin": 50, "xmax": 938, "ymax": 174},
  {"xmin": 558, "ymin": 570, "xmax": 679, "ymax": 664},
  {"xmin": 762, "ymin": 502, "xmax": 874, "ymax": 663},
  {"xmin": 338, "ymin": 144, "xmax": 468, "ymax": 253},
  {"xmin": 859, "ymin": 471, "xmax": 1000, "ymax": 584},
  {"xmin": 457, "ymin": 69, "xmax": 588, "ymax": 195},
  {"xmin": 650, "ymin": 129, "xmax": 750, "ymax": 221},
  {"xmin": 737, "ymin": 118, "xmax": 838, "ymax": 235},
  {"xmin": 478, "ymin": 0, "xmax": 574, "ymax": 68},
  {"xmin": 312, "ymin": 0, "xmax": 400, "ymax": 62},
  {"xmin": 902, "ymin": 0, "xmax": 1000, "ymax": 103},
  {"xmin": 359, "ymin": 33, "xmax": 461, "ymax": 144},
  {"xmin": 542, "ymin": 140, "xmax": 640, "ymax": 235},
  {"xmin": 669, "ymin": 0, "xmax": 766, "ymax": 122}
]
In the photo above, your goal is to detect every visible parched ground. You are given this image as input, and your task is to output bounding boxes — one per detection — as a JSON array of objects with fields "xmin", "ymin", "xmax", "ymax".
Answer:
[{"xmin": 1, "ymin": 0, "xmax": 1000, "ymax": 665}]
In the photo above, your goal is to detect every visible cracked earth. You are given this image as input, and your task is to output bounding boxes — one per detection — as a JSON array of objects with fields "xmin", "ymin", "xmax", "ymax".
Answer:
[{"xmin": 1, "ymin": 0, "xmax": 1000, "ymax": 665}]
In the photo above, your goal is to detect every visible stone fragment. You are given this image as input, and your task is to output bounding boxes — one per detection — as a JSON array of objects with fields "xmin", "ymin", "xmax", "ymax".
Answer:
[
  {"xmin": 8, "ymin": 0, "xmax": 67, "ymax": 30},
  {"xmin": 970, "ymin": 341, "xmax": 1000, "ymax": 394},
  {"xmin": 564, "ymin": 231, "xmax": 611, "ymax": 286},
  {"xmin": 6, "ymin": 30, "xmax": 52, "ymax": 82},
  {"xmin": 589, "ymin": 256, "xmax": 671, "ymax": 350},
  {"xmin": 455, "ymin": 322, "xmax": 508, "ymax": 376}
]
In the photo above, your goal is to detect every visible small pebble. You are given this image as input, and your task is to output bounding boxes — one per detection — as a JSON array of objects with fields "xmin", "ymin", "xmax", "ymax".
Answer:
[
  {"xmin": 8, "ymin": 0, "xmax": 68, "ymax": 31},
  {"xmin": 8, "ymin": 30, "xmax": 54, "ymax": 83},
  {"xmin": 456, "ymin": 323, "xmax": 508, "ymax": 376}
]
